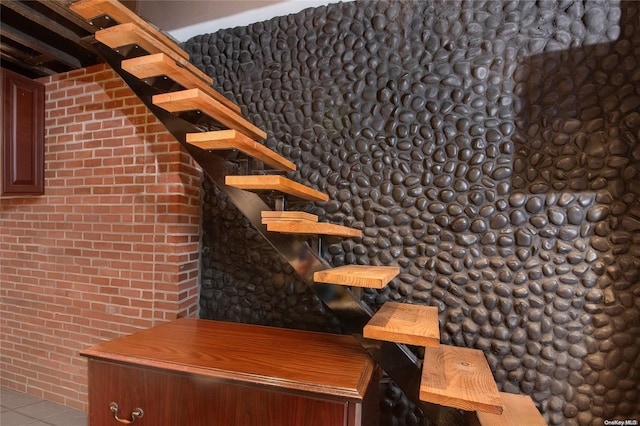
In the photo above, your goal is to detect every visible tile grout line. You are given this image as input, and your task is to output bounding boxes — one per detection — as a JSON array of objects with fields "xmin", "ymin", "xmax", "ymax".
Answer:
[{"xmin": 1, "ymin": 387, "xmax": 87, "ymax": 426}]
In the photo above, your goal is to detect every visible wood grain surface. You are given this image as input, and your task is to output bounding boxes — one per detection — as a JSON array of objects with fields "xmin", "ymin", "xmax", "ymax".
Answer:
[
  {"xmin": 472, "ymin": 392, "xmax": 547, "ymax": 426},
  {"xmin": 363, "ymin": 302, "xmax": 440, "ymax": 347},
  {"xmin": 420, "ymin": 345, "xmax": 503, "ymax": 414},
  {"xmin": 71, "ymin": 0, "xmax": 189, "ymax": 60},
  {"xmin": 225, "ymin": 175, "xmax": 329, "ymax": 202},
  {"xmin": 267, "ymin": 221, "xmax": 362, "ymax": 237},
  {"xmin": 81, "ymin": 318, "xmax": 374, "ymax": 401},
  {"xmin": 314, "ymin": 265, "xmax": 399, "ymax": 288},
  {"xmin": 89, "ymin": 359, "xmax": 351, "ymax": 426},
  {"xmin": 153, "ymin": 88, "xmax": 267, "ymax": 140},
  {"xmin": 261, "ymin": 211, "xmax": 319, "ymax": 223},
  {"xmin": 186, "ymin": 130, "xmax": 295, "ymax": 171},
  {"xmin": 122, "ymin": 53, "xmax": 241, "ymax": 113}
]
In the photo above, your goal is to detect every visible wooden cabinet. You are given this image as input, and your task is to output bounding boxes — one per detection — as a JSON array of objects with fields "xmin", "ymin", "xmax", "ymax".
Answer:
[
  {"xmin": 82, "ymin": 319, "xmax": 379, "ymax": 426},
  {"xmin": 1, "ymin": 68, "xmax": 45, "ymax": 196}
]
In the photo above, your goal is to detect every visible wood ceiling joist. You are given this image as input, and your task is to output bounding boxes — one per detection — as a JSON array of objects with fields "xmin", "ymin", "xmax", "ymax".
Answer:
[
  {"xmin": 0, "ymin": 52, "xmax": 54, "ymax": 77},
  {"xmin": 0, "ymin": 41, "xmax": 36, "ymax": 62},
  {"xmin": 1, "ymin": 0, "xmax": 84, "ymax": 44},
  {"xmin": 0, "ymin": 44, "xmax": 58, "ymax": 75},
  {"xmin": 0, "ymin": 23, "xmax": 82, "ymax": 69},
  {"xmin": 0, "ymin": 0, "xmax": 102, "ymax": 76},
  {"xmin": 33, "ymin": 0, "xmax": 97, "ymax": 33}
]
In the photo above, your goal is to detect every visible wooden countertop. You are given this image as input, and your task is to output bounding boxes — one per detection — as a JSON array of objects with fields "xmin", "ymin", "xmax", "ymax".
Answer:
[{"xmin": 81, "ymin": 319, "xmax": 375, "ymax": 401}]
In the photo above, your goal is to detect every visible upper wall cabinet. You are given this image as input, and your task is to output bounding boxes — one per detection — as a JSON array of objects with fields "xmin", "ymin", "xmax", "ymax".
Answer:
[{"xmin": 1, "ymin": 68, "xmax": 45, "ymax": 196}]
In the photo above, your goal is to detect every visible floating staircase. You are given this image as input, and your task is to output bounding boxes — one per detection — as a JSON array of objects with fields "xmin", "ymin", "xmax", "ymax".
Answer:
[
  {"xmin": 261, "ymin": 211, "xmax": 319, "ymax": 223},
  {"xmin": 363, "ymin": 302, "xmax": 439, "ymax": 347},
  {"xmin": 153, "ymin": 88, "xmax": 266, "ymax": 140},
  {"xmin": 315, "ymin": 265, "xmax": 400, "ymax": 289},
  {"xmin": 260, "ymin": 210, "xmax": 360, "ymax": 238},
  {"xmin": 186, "ymin": 130, "xmax": 295, "ymax": 171},
  {"xmin": 420, "ymin": 345, "xmax": 503, "ymax": 414},
  {"xmin": 122, "ymin": 53, "xmax": 240, "ymax": 113},
  {"xmin": 225, "ymin": 175, "xmax": 329, "ymax": 203},
  {"xmin": 69, "ymin": 1, "xmax": 546, "ymax": 424},
  {"xmin": 467, "ymin": 392, "xmax": 549, "ymax": 426}
]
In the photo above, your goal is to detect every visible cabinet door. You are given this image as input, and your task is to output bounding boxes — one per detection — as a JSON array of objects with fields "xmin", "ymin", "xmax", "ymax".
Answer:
[
  {"xmin": 89, "ymin": 360, "xmax": 349, "ymax": 426},
  {"xmin": 1, "ymin": 68, "xmax": 45, "ymax": 195}
]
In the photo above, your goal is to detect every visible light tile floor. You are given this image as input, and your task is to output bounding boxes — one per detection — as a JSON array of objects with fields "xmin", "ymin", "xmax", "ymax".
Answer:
[{"xmin": 1, "ymin": 387, "xmax": 87, "ymax": 426}]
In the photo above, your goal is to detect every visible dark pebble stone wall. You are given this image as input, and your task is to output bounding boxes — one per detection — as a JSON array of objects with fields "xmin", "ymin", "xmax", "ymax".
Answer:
[{"xmin": 187, "ymin": 1, "xmax": 640, "ymax": 425}]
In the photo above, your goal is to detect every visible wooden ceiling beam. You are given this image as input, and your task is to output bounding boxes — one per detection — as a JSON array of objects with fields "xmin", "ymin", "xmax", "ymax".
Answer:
[
  {"xmin": 34, "ymin": 0, "xmax": 97, "ymax": 33},
  {"xmin": 0, "ymin": 23, "xmax": 81, "ymax": 69},
  {"xmin": 0, "ymin": 42, "xmax": 60, "ymax": 74},
  {"xmin": 0, "ymin": 52, "xmax": 52, "ymax": 77},
  {"xmin": 1, "ymin": 0, "xmax": 84, "ymax": 43}
]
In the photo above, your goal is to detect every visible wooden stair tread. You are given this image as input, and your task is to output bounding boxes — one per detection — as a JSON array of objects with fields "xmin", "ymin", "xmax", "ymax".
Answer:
[
  {"xmin": 122, "ymin": 53, "xmax": 240, "ymax": 114},
  {"xmin": 153, "ymin": 89, "xmax": 267, "ymax": 141},
  {"xmin": 363, "ymin": 302, "xmax": 439, "ymax": 347},
  {"xmin": 314, "ymin": 265, "xmax": 399, "ymax": 289},
  {"xmin": 187, "ymin": 130, "xmax": 294, "ymax": 172},
  {"xmin": 421, "ymin": 345, "xmax": 503, "ymax": 415},
  {"xmin": 266, "ymin": 221, "xmax": 362, "ymax": 238},
  {"xmin": 95, "ymin": 24, "xmax": 212, "ymax": 86},
  {"xmin": 70, "ymin": 0, "xmax": 189, "ymax": 60},
  {"xmin": 261, "ymin": 211, "xmax": 318, "ymax": 223},
  {"xmin": 225, "ymin": 175, "xmax": 328, "ymax": 203},
  {"xmin": 471, "ymin": 393, "xmax": 546, "ymax": 426}
]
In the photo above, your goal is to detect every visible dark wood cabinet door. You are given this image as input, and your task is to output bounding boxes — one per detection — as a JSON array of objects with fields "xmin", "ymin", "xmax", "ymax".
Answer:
[
  {"xmin": 89, "ymin": 360, "xmax": 350, "ymax": 426},
  {"xmin": 1, "ymin": 68, "xmax": 45, "ymax": 195}
]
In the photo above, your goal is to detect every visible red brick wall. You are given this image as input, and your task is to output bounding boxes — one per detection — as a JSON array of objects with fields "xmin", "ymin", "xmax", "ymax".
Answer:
[{"xmin": 0, "ymin": 64, "xmax": 201, "ymax": 410}]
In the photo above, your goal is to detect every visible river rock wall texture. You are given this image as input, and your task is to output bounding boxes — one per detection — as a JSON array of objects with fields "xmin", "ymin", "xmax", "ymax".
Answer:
[{"xmin": 187, "ymin": 1, "xmax": 640, "ymax": 425}]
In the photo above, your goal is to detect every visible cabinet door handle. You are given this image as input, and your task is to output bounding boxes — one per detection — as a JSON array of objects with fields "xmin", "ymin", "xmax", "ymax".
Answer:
[{"xmin": 109, "ymin": 402, "xmax": 144, "ymax": 424}]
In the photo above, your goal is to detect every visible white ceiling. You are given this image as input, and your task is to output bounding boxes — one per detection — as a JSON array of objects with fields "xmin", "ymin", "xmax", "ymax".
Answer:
[{"xmin": 137, "ymin": 0, "xmax": 333, "ymax": 42}]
